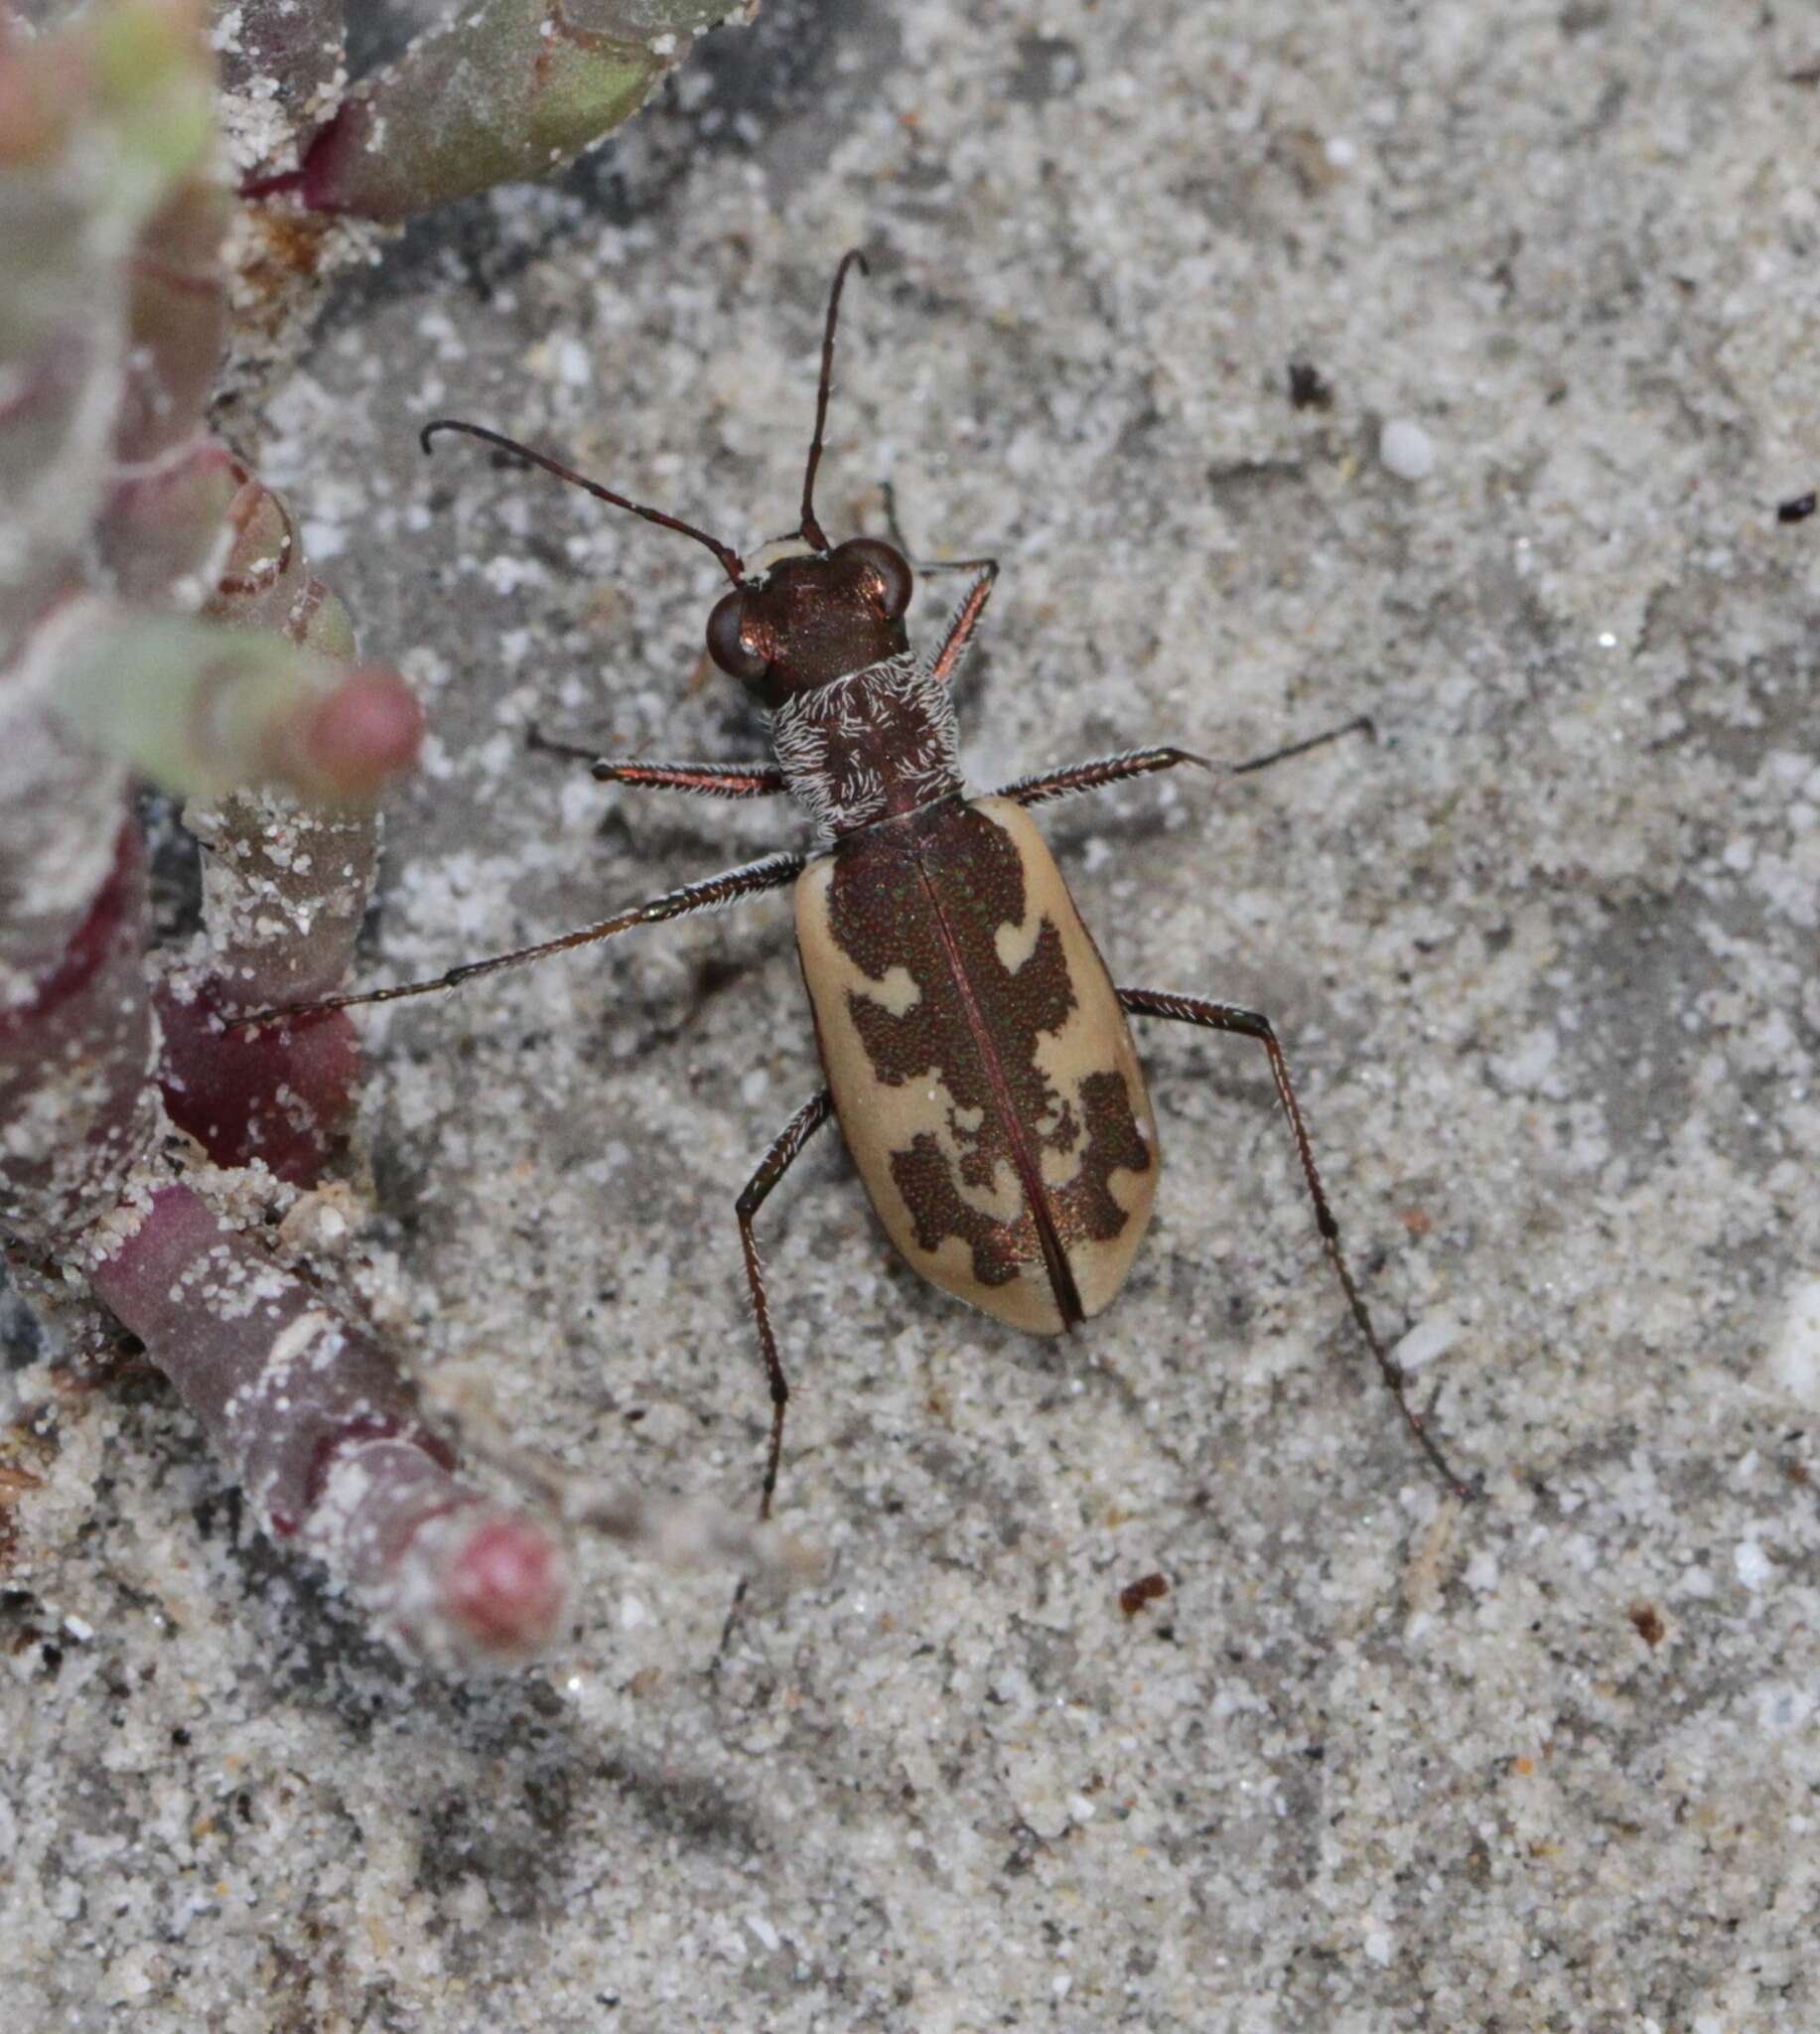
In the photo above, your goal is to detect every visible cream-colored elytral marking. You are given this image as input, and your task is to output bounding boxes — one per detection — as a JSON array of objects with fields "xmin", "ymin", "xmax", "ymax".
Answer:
[
  {"xmin": 994, "ymin": 911, "xmax": 1044, "ymax": 973},
  {"xmin": 860, "ymin": 962, "xmax": 921, "ymax": 1018},
  {"xmin": 795, "ymin": 799, "xmax": 1161, "ymax": 1336}
]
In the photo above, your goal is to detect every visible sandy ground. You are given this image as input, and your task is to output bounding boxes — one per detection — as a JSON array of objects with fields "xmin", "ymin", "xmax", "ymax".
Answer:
[{"xmin": 6, "ymin": 2, "xmax": 1820, "ymax": 2028}]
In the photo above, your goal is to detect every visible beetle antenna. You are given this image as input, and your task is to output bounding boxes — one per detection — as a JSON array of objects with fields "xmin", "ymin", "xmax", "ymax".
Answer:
[
  {"xmin": 798, "ymin": 248, "xmax": 869, "ymax": 554},
  {"xmin": 420, "ymin": 419, "xmax": 746, "ymax": 586}
]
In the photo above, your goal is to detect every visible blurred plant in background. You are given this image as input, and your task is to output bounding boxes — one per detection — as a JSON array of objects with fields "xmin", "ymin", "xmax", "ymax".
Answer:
[
  {"xmin": 232, "ymin": 0, "xmax": 743, "ymax": 222},
  {"xmin": 0, "ymin": 0, "xmax": 786, "ymax": 1670}
]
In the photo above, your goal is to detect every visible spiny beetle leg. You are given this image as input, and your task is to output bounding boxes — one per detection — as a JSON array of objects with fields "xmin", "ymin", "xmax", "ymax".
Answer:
[
  {"xmin": 924, "ymin": 563, "xmax": 1000, "ymax": 689},
  {"xmin": 1116, "ymin": 986, "xmax": 1476, "ymax": 1500},
  {"xmin": 229, "ymin": 851, "xmax": 805, "ymax": 1030},
  {"xmin": 994, "ymin": 717, "xmax": 1374, "ymax": 812},
  {"xmin": 735, "ymin": 1089, "xmax": 834, "ymax": 1523},
  {"xmin": 590, "ymin": 761, "xmax": 786, "ymax": 799},
  {"xmin": 995, "ymin": 747, "xmax": 1211, "ymax": 809},
  {"xmin": 525, "ymin": 724, "xmax": 785, "ymax": 798}
]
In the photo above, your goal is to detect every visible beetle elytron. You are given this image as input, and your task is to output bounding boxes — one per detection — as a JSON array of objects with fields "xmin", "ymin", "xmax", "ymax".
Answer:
[{"xmin": 248, "ymin": 253, "xmax": 1470, "ymax": 1515}]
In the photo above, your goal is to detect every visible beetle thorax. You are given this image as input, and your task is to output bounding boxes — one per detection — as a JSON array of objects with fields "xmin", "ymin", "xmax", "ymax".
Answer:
[{"xmin": 771, "ymin": 656, "xmax": 962, "ymax": 838}]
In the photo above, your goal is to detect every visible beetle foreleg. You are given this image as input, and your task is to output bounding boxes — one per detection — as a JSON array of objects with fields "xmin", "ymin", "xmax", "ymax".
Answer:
[
  {"xmin": 230, "ymin": 852, "xmax": 805, "ymax": 1029},
  {"xmin": 525, "ymin": 725, "xmax": 785, "ymax": 798},
  {"xmin": 1116, "ymin": 986, "xmax": 1475, "ymax": 1499},
  {"xmin": 735, "ymin": 1089, "xmax": 835, "ymax": 1521},
  {"xmin": 922, "ymin": 563, "xmax": 1000, "ymax": 689},
  {"xmin": 878, "ymin": 480, "xmax": 1000, "ymax": 583}
]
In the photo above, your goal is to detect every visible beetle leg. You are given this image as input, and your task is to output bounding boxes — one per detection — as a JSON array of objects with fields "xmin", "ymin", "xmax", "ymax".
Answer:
[
  {"xmin": 588, "ymin": 761, "xmax": 786, "ymax": 798},
  {"xmin": 1226, "ymin": 714, "xmax": 1376, "ymax": 778},
  {"xmin": 994, "ymin": 747, "xmax": 1210, "ymax": 807},
  {"xmin": 230, "ymin": 851, "xmax": 805, "ymax": 1029},
  {"xmin": 879, "ymin": 479, "xmax": 999, "ymax": 580},
  {"xmin": 1117, "ymin": 986, "xmax": 1475, "ymax": 1499},
  {"xmin": 996, "ymin": 717, "xmax": 1375, "ymax": 811},
  {"xmin": 735, "ymin": 1089, "xmax": 835, "ymax": 1520},
  {"xmin": 922, "ymin": 563, "xmax": 1000, "ymax": 689},
  {"xmin": 525, "ymin": 725, "xmax": 785, "ymax": 798}
]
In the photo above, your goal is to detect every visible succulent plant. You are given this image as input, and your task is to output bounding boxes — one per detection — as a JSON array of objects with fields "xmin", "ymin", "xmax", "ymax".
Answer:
[
  {"xmin": 0, "ymin": 0, "xmax": 794, "ymax": 1669},
  {"xmin": 229, "ymin": 0, "xmax": 746, "ymax": 221}
]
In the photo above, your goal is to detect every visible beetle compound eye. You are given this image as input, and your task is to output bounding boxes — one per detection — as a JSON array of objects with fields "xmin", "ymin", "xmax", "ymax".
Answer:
[
  {"xmin": 837, "ymin": 538, "xmax": 914, "ymax": 620},
  {"xmin": 707, "ymin": 591, "xmax": 768, "ymax": 681}
]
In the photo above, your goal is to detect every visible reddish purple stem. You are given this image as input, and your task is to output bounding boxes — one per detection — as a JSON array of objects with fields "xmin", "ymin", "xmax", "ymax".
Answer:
[{"xmin": 89, "ymin": 1184, "xmax": 568, "ymax": 1664}]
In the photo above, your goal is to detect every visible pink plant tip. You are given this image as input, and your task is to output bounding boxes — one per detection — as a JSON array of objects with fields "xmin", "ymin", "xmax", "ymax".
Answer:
[
  {"xmin": 437, "ymin": 1510, "xmax": 570, "ymax": 1662},
  {"xmin": 284, "ymin": 664, "xmax": 423, "ymax": 803}
]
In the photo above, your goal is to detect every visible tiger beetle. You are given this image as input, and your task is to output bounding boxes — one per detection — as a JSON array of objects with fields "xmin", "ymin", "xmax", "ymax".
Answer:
[{"xmin": 243, "ymin": 251, "xmax": 1473, "ymax": 1522}]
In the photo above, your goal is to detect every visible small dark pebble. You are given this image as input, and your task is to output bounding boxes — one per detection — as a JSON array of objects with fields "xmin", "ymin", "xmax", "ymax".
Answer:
[
  {"xmin": 1288, "ymin": 360, "xmax": 1333, "ymax": 410},
  {"xmin": 1118, "ymin": 1572, "xmax": 1170, "ymax": 1617}
]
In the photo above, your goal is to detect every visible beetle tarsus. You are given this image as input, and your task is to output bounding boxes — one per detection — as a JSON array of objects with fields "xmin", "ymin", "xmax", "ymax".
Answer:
[{"xmin": 1227, "ymin": 714, "xmax": 1375, "ymax": 778}]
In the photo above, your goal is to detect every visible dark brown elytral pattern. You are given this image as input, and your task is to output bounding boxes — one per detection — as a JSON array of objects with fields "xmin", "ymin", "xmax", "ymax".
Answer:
[
  {"xmin": 823, "ymin": 801, "xmax": 1152, "ymax": 1322},
  {"xmin": 236, "ymin": 250, "xmax": 1475, "ymax": 1572}
]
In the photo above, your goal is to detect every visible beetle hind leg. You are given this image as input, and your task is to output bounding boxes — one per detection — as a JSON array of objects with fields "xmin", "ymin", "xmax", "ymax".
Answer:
[
  {"xmin": 735, "ymin": 1089, "xmax": 835, "ymax": 1522},
  {"xmin": 1117, "ymin": 986, "xmax": 1475, "ymax": 1499}
]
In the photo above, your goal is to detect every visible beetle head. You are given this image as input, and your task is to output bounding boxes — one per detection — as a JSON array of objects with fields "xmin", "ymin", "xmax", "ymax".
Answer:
[
  {"xmin": 419, "ymin": 251, "xmax": 904, "ymax": 714},
  {"xmin": 705, "ymin": 538, "xmax": 912, "ymax": 707}
]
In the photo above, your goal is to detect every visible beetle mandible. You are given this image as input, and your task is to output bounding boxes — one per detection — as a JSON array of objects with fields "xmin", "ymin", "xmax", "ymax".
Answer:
[{"xmin": 246, "ymin": 252, "xmax": 1471, "ymax": 1517}]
